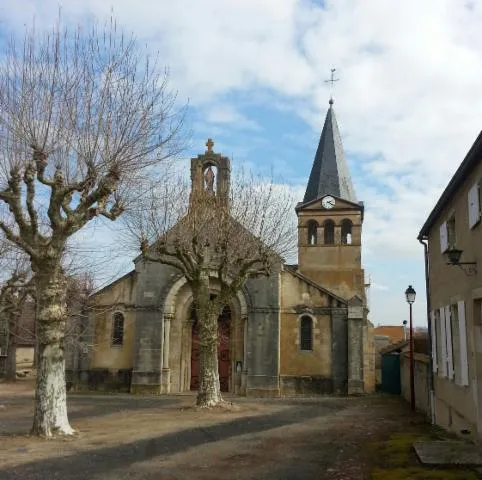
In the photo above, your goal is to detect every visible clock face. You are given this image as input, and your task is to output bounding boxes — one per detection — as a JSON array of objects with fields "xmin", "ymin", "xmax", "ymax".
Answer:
[{"xmin": 321, "ymin": 195, "xmax": 335, "ymax": 209}]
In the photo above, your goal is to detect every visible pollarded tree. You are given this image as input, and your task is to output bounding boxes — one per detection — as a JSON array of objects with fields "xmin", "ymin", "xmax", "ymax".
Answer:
[
  {"xmin": 133, "ymin": 146, "xmax": 296, "ymax": 407},
  {"xmin": 0, "ymin": 20, "xmax": 184, "ymax": 436},
  {"xmin": 0, "ymin": 258, "xmax": 32, "ymax": 380}
]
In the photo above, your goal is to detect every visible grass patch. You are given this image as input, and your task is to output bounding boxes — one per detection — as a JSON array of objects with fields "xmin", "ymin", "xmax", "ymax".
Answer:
[
  {"xmin": 371, "ymin": 466, "xmax": 479, "ymax": 480},
  {"xmin": 368, "ymin": 429, "xmax": 478, "ymax": 480}
]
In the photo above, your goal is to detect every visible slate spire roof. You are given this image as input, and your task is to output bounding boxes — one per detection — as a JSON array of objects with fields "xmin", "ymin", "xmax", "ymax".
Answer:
[{"xmin": 303, "ymin": 99, "xmax": 357, "ymax": 204}]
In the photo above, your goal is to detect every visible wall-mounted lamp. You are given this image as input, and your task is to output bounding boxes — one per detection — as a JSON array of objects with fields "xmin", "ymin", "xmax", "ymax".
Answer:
[{"xmin": 445, "ymin": 248, "xmax": 477, "ymax": 276}]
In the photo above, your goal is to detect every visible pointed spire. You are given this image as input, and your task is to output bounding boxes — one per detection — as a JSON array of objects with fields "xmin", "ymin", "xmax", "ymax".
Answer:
[{"xmin": 303, "ymin": 100, "xmax": 356, "ymax": 204}]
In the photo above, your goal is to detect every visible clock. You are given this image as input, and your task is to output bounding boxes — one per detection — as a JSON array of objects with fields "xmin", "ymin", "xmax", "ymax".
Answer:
[{"xmin": 321, "ymin": 195, "xmax": 335, "ymax": 209}]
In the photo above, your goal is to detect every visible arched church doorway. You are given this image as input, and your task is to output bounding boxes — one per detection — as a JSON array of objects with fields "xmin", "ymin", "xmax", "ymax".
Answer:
[{"xmin": 190, "ymin": 305, "xmax": 231, "ymax": 392}]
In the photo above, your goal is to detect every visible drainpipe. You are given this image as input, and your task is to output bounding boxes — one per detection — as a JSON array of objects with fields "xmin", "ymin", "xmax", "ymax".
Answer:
[{"xmin": 419, "ymin": 236, "xmax": 435, "ymax": 425}]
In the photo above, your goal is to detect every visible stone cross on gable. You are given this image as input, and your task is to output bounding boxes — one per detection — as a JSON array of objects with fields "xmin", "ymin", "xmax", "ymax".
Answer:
[{"xmin": 206, "ymin": 138, "xmax": 214, "ymax": 154}]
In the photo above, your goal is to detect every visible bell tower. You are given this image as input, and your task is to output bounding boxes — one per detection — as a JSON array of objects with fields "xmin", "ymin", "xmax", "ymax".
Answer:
[
  {"xmin": 190, "ymin": 138, "xmax": 231, "ymax": 205},
  {"xmin": 297, "ymin": 100, "xmax": 365, "ymax": 302}
]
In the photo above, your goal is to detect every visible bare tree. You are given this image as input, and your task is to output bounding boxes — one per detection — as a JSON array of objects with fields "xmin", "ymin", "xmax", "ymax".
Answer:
[
  {"xmin": 64, "ymin": 272, "xmax": 94, "ymax": 357},
  {"xmin": 0, "ymin": 260, "xmax": 32, "ymax": 380},
  {"xmin": 132, "ymin": 169, "xmax": 296, "ymax": 407},
  {"xmin": 0, "ymin": 20, "xmax": 185, "ymax": 436}
]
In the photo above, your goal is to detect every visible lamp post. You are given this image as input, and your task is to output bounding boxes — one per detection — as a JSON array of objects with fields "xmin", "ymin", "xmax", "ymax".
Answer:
[{"xmin": 405, "ymin": 285, "xmax": 416, "ymax": 411}]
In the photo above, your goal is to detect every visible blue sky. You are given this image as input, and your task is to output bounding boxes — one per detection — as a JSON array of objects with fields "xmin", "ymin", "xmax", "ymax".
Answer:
[{"xmin": 2, "ymin": 0, "xmax": 482, "ymax": 326}]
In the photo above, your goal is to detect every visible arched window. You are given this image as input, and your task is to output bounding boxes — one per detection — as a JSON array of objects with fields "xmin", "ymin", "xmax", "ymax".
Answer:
[
  {"xmin": 341, "ymin": 219, "xmax": 353, "ymax": 245},
  {"xmin": 324, "ymin": 219, "xmax": 335, "ymax": 245},
  {"xmin": 112, "ymin": 312, "xmax": 124, "ymax": 346},
  {"xmin": 306, "ymin": 220, "xmax": 318, "ymax": 245},
  {"xmin": 300, "ymin": 316, "xmax": 313, "ymax": 351}
]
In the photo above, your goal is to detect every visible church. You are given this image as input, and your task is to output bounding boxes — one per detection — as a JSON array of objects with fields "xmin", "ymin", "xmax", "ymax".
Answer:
[{"xmin": 66, "ymin": 99, "xmax": 375, "ymax": 397}]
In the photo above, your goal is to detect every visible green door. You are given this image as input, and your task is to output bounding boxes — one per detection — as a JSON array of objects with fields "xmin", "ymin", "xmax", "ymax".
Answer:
[{"xmin": 381, "ymin": 354, "xmax": 401, "ymax": 394}]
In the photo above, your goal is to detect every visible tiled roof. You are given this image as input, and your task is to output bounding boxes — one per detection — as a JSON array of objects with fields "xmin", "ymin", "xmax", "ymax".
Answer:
[{"xmin": 374, "ymin": 325, "xmax": 406, "ymax": 343}]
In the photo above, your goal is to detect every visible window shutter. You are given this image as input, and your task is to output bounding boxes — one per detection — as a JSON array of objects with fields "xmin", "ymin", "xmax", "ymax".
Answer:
[
  {"xmin": 468, "ymin": 183, "xmax": 481, "ymax": 229},
  {"xmin": 440, "ymin": 307, "xmax": 448, "ymax": 377},
  {"xmin": 458, "ymin": 301, "xmax": 469, "ymax": 386},
  {"xmin": 445, "ymin": 305, "xmax": 454, "ymax": 379},
  {"xmin": 430, "ymin": 310, "xmax": 438, "ymax": 373},
  {"xmin": 440, "ymin": 222, "xmax": 448, "ymax": 252}
]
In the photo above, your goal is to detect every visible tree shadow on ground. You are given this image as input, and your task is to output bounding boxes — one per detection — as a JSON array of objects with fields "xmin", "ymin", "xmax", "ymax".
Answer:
[
  {"xmin": 0, "ymin": 402, "xmax": 345, "ymax": 480},
  {"xmin": 0, "ymin": 394, "xmax": 181, "ymax": 436}
]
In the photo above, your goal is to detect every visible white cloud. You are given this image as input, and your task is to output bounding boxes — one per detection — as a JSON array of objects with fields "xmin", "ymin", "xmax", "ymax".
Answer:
[
  {"xmin": 1, "ymin": 0, "xmax": 481, "ymax": 324},
  {"xmin": 205, "ymin": 105, "xmax": 260, "ymax": 131},
  {"xmin": 371, "ymin": 282, "xmax": 389, "ymax": 291}
]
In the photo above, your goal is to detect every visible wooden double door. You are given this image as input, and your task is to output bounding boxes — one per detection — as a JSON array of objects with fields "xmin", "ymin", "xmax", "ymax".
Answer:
[{"xmin": 190, "ymin": 308, "xmax": 231, "ymax": 392}]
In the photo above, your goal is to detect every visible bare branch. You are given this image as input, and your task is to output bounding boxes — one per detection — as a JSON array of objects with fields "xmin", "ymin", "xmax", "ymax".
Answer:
[{"xmin": 0, "ymin": 17, "xmax": 187, "ymax": 435}]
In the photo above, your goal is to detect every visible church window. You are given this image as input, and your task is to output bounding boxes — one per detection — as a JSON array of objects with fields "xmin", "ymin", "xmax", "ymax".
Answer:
[
  {"xmin": 307, "ymin": 220, "xmax": 318, "ymax": 245},
  {"xmin": 324, "ymin": 219, "xmax": 335, "ymax": 245},
  {"xmin": 112, "ymin": 312, "xmax": 124, "ymax": 346},
  {"xmin": 300, "ymin": 316, "xmax": 313, "ymax": 351},
  {"xmin": 341, "ymin": 219, "xmax": 353, "ymax": 245}
]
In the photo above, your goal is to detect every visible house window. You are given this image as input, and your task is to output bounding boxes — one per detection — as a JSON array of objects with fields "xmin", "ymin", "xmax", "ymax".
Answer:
[
  {"xmin": 435, "ymin": 309, "xmax": 444, "ymax": 374},
  {"xmin": 468, "ymin": 182, "xmax": 481, "ymax": 229},
  {"xmin": 474, "ymin": 299, "xmax": 482, "ymax": 325},
  {"xmin": 447, "ymin": 215, "xmax": 456, "ymax": 248},
  {"xmin": 112, "ymin": 312, "xmax": 124, "ymax": 346},
  {"xmin": 341, "ymin": 219, "xmax": 353, "ymax": 244},
  {"xmin": 307, "ymin": 220, "xmax": 318, "ymax": 245},
  {"xmin": 300, "ymin": 316, "xmax": 313, "ymax": 351},
  {"xmin": 324, "ymin": 220, "xmax": 335, "ymax": 245},
  {"xmin": 450, "ymin": 304, "xmax": 461, "ymax": 384}
]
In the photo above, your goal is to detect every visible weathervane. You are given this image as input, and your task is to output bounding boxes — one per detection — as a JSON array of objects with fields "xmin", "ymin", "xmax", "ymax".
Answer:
[{"xmin": 324, "ymin": 68, "xmax": 339, "ymax": 105}]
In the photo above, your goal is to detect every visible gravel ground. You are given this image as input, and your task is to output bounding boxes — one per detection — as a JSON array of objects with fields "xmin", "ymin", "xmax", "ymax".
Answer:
[{"xmin": 0, "ymin": 380, "xmax": 433, "ymax": 480}]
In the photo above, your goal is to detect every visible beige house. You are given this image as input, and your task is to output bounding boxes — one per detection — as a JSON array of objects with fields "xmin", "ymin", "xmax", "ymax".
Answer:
[{"xmin": 418, "ymin": 131, "xmax": 482, "ymax": 439}]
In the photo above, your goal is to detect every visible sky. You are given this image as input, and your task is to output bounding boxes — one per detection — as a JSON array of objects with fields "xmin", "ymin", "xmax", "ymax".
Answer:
[{"xmin": 1, "ymin": 0, "xmax": 482, "ymax": 327}]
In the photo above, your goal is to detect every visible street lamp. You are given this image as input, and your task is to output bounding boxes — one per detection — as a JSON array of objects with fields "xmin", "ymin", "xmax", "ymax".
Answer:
[{"xmin": 405, "ymin": 285, "xmax": 416, "ymax": 411}]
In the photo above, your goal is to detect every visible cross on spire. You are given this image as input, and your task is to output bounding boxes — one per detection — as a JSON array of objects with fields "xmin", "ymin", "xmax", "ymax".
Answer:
[
  {"xmin": 324, "ymin": 68, "xmax": 339, "ymax": 105},
  {"xmin": 206, "ymin": 138, "xmax": 214, "ymax": 154}
]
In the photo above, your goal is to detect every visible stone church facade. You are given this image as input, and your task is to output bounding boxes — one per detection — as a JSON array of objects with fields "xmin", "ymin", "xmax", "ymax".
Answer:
[{"xmin": 66, "ymin": 100, "xmax": 375, "ymax": 396}]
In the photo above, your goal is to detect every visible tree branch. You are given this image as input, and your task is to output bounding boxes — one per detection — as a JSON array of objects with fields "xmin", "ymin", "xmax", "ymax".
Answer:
[
  {"xmin": 24, "ymin": 163, "xmax": 38, "ymax": 235},
  {"xmin": 140, "ymin": 244, "xmax": 194, "ymax": 282},
  {"xmin": 0, "ymin": 221, "xmax": 36, "ymax": 258}
]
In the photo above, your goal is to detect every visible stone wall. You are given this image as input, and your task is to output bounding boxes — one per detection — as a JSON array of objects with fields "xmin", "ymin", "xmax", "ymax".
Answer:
[
  {"xmin": 400, "ymin": 352, "xmax": 430, "ymax": 416},
  {"xmin": 363, "ymin": 322, "xmax": 376, "ymax": 393},
  {"xmin": 244, "ymin": 270, "xmax": 281, "ymax": 397}
]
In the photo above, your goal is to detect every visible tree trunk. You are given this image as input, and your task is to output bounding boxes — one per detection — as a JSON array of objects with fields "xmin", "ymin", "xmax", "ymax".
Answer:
[
  {"xmin": 31, "ymin": 264, "xmax": 74, "ymax": 437},
  {"xmin": 194, "ymin": 281, "xmax": 224, "ymax": 407},
  {"xmin": 196, "ymin": 309, "xmax": 223, "ymax": 406},
  {"xmin": 5, "ymin": 323, "xmax": 16, "ymax": 380}
]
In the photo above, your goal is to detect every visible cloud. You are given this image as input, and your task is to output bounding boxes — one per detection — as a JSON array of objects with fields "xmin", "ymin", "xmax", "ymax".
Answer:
[
  {"xmin": 1, "ymin": 0, "xmax": 480, "ymax": 325},
  {"xmin": 205, "ymin": 105, "xmax": 260, "ymax": 131},
  {"xmin": 371, "ymin": 282, "xmax": 389, "ymax": 292}
]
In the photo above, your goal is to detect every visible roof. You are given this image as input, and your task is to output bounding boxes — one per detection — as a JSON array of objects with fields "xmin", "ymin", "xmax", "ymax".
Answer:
[
  {"xmin": 374, "ymin": 325, "xmax": 406, "ymax": 343},
  {"xmin": 303, "ymin": 101, "xmax": 357, "ymax": 204},
  {"xmin": 380, "ymin": 340, "xmax": 408, "ymax": 355},
  {"xmin": 91, "ymin": 270, "xmax": 136, "ymax": 298},
  {"xmin": 380, "ymin": 336, "xmax": 429, "ymax": 355},
  {"xmin": 284, "ymin": 265, "xmax": 348, "ymax": 305},
  {"xmin": 418, "ymin": 130, "xmax": 482, "ymax": 238}
]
